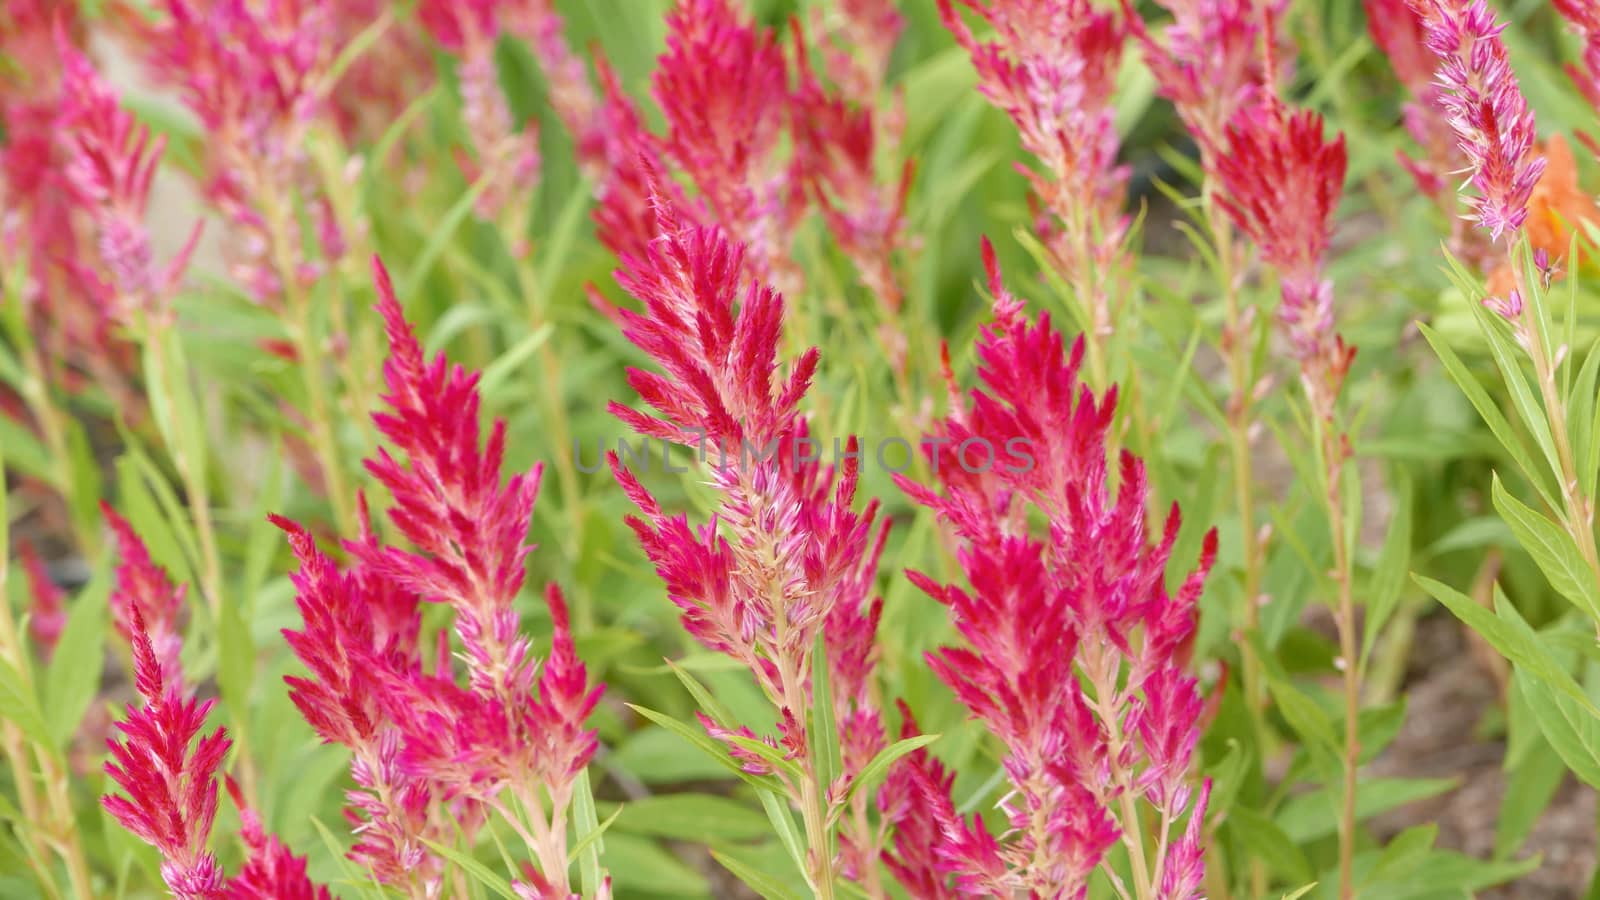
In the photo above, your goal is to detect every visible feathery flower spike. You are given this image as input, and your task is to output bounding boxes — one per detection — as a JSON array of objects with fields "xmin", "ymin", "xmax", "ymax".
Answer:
[
  {"xmin": 17, "ymin": 540, "xmax": 65, "ymax": 660},
  {"xmin": 1412, "ymin": 0, "xmax": 1545, "ymax": 242},
  {"xmin": 102, "ymin": 608, "xmax": 230, "ymax": 900},
  {"xmin": 224, "ymin": 778, "xmax": 333, "ymax": 900},
  {"xmin": 892, "ymin": 243, "xmax": 1216, "ymax": 897},
  {"xmin": 607, "ymin": 189, "xmax": 890, "ymax": 890}
]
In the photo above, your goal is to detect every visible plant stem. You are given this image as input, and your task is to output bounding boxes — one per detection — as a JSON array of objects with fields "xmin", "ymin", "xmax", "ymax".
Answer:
[
  {"xmin": 1524, "ymin": 314, "xmax": 1600, "ymax": 604},
  {"xmin": 1088, "ymin": 645, "xmax": 1153, "ymax": 900}
]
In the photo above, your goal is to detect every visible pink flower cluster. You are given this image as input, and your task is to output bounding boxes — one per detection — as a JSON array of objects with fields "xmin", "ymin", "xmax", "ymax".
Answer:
[
  {"xmin": 1554, "ymin": 0, "xmax": 1600, "ymax": 123},
  {"xmin": 1412, "ymin": 0, "xmax": 1545, "ymax": 242},
  {"xmin": 1214, "ymin": 102, "xmax": 1351, "ymax": 392},
  {"xmin": 101, "ymin": 513, "xmax": 330, "ymax": 899},
  {"xmin": 124, "ymin": 0, "xmax": 343, "ymax": 303},
  {"xmin": 0, "ymin": 13, "xmax": 192, "ymax": 402},
  {"xmin": 1130, "ymin": 0, "xmax": 1288, "ymax": 158},
  {"xmin": 273, "ymin": 259, "xmax": 604, "ymax": 896},
  {"xmin": 939, "ymin": 0, "xmax": 1129, "ymax": 287},
  {"xmin": 886, "ymin": 244, "xmax": 1216, "ymax": 898},
  {"xmin": 587, "ymin": 0, "xmax": 907, "ymax": 306},
  {"xmin": 607, "ymin": 193, "xmax": 891, "ymax": 884},
  {"xmin": 417, "ymin": 0, "xmax": 541, "ymax": 222}
]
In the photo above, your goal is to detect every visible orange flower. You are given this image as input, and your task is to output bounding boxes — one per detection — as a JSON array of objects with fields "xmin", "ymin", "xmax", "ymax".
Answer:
[{"xmin": 1488, "ymin": 133, "xmax": 1600, "ymax": 296}]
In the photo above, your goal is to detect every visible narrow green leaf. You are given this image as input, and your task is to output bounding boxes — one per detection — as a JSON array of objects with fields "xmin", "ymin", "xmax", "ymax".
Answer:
[
  {"xmin": 1513, "ymin": 669, "xmax": 1600, "ymax": 790},
  {"xmin": 1490, "ymin": 474, "xmax": 1600, "ymax": 619},
  {"xmin": 712, "ymin": 848, "xmax": 806, "ymax": 900},
  {"xmin": 809, "ymin": 630, "xmax": 841, "ymax": 804},
  {"xmin": 625, "ymin": 705, "xmax": 782, "ymax": 792},
  {"xmin": 609, "ymin": 793, "xmax": 768, "ymax": 842},
  {"xmin": 400, "ymin": 173, "xmax": 496, "ymax": 297},
  {"xmin": 1419, "ymin": 323, "xmax": 1559, "ymax": 511},
  {"xmin": 480, "ymin": 323, "xmax": 554, "ymax": 397},
  {"xmin": 1414, "ymin": 575, "xmax": 1599, "ymax": 716},
  {"xmin": 0, "ymin": 659, "xmax": 51, "ymax": 752},
  {"xmin": 570, "ymin": 768, "xmax": 605, "ymax": 895},
  {"xmin": 756, "ymin": 789, "xmax": 809, "ymax": 881},
  {"xmin": 1362, "ymin": 469, "xmax": 1413, "ymax": 660},
  {"xmin": 1227, "ymin": 808, "xmax": 1313, "ymax": 884},
  {"xmin": 663, "ymin": 658, "xmax": 739, "ymax": 727},
  {"xmin": 842, "ymin": 733, "xmax": 941, "ymax": 805},
  {"xmin": 417, "ymin": 838, "xmax": 519, "ymax": 899},
  {"xmin": 44, "ymin": 559, "xmax": 108, "ymax": 748}
]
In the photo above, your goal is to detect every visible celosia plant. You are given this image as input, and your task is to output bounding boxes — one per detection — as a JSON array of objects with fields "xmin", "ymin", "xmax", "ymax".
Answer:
[{"xmin": 7, "ymin": 0, "xmax": 1600, "ymax": 897}]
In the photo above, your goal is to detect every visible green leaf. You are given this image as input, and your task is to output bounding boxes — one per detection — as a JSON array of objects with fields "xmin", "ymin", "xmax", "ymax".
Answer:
[
  {"xmin": 1363, "ymin": 470, "xmax": 1413, "ymax": 660},
  {"xmin": 417, "ymin": 837, "xmax": 519, "ymax": 899},
  {"xmin": 0, "ymin": 659, "xmax": 51, "ymax": 752},
  {"xmin": 809, "ymin": 630, "xmax": 841, "ymax": 803},
  {"xmin": 1277, "ymin": 778, "xmax": 1455, "ymax": 843},
  {"xmin": 603, "ymin": 833, "xmax": 709, "ymax": 896},
  {"xmin": 1495, "ymin": 730, "xmax": 1563, "ymax": 860},
  {"xmin": 663, "ymin": 657, "xmax": 739, "ymax": 727},
  {"xmin": 1263, "ymin": 673, "xmax": 1340, "ymax": 765},
  {"xmin": 44, "ymin": 560, "xmax": 108, "ymax": 749},
  {"xmin": 480, "ymin": 323, "xmax": 554, "ymax": 398},
  {"xmin": 1418, "ymin": 323, "xmax": 1559, "ymax": 511},
  {"xmin": 216, "ymin": 593, "xmax": 255, "ymax": 725},
  {"xmin": 570, "ymin": 768, "xmax": 606, "ymax": 896},
  {"xmin": 1280, "ymin": 885, "xmax": 1318, "ymax": 900},
  {"xmin": 712, "ymin": 848, "xmax": 806, "ymax": 900},
  {"xmin": 1227, "ymin": 807, "xmax": 1313, "ymax": 884},
  {"xmin": 1364, "ymin": 823, "xmax": 1437, "ymax": 886},
  {"xmin": 756, "ymin": 789, "xmax": 809, "ymax": 882},
  {"xmin": 1414, "ymin": 575, "xmax": 1600, "ymax": 717},
  {"xmin": 1513, "ymin": 669, "xmax": 1600, "ymax": 790},
  {"xmin": 608, "ymin": 793, "xmax": 769, "ymax": 842},
  {"xmin": 400, "ymin": 171, "xmax": 497, "ymax": 297},
  {"xmin": 1490, "ymin": 473, "xmax": 1600, "ymax": 619},
  {"xmin": 841, "ymin": 733, "xmax": 941, "ymax": 805},
  {"xmin": 625, "ymin": 705, "xmax": 782, "ymax": 792}
]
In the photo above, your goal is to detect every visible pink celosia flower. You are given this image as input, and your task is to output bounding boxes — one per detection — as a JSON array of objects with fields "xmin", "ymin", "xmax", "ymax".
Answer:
[
  {"xmin": 55, "ymin": 37, "xmax": 200, "ymax": 323},
  {"xmin": 791, "ymin": 24, "xmax": 913, "ymax": 311},
  {"xmin": 17, "ymin": 540, "xmax": 65, "ymax": 660},
  {"xmin": 418, "ymin": 0, "xmax": 542, "ymax": 222},
  {"xmin": 940, "ymin": 0, "xmax": 1129, "ymax": 298},
  {"xmin": 103, "ymin": 608, "xmax": 231, "ymax": 900},
  {"xmin": 651, "ymin": 0, "xmax": 804, "ymax": 291},
  {"xmin": 607, "ymin": 192, "xmax": 890, "ymax": 885},
  {"xmin": 1412, "ymin": 0, "xmax": 1545, "ymax": 242},
  {"xmin": 273, "ymin": 517, "xmax": 441, "ymax": 892},
  {"xmin": 1214, "ymin": 102, "xmax": 1348, "ymax": 368},
  {"xmin": 892, "ymin": 244, "xmax": 1216, "ymax": 898},
  {"xmin": 1554, "ymin": 0, "xmax": 1600, "ymax": 118},
  {"xmin": 104, "ymin": 501, "xmax": 189, "ymax": 690},
  {"xmin": 506, "ymin": 0, "xmax": 605, "ymax": 170},
  {"xmin": 1128, "ymin": 0, "xmax": 1287, "ymax": 156},
  {"xmin": 590, "ymin": 63, "xmax": 702, "ymax": 262},
  {"xmin": 878, "ymin": 704, "xmax": 959, "ymax": 900},
  {"xmin": 128, "ymin": 0, "xmax": 341, "ymax": 304},
  {"xmin": 224, "ymin": 778, "xmax": 333, "ymax": 900},
  {"xmin": 272, "ymin": 257, "xmax": 603, "ymax": 893}
]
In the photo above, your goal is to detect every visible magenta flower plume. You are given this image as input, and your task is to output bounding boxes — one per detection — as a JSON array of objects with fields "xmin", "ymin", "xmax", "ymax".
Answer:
[
  {"xmin": 892, "ymin": 244, "xmax": 1217, "ymax": 897},
  {"xmin": 418, "ymin": 0, "xmax": 541, "ymax": 222},
  {"xmin": 272, "ymin": 515, "xmax": 441, "ymax": 892},
  {"xmin": 1214, "ymin": 103, "xmax": 1348, "ymax": 366},
  {"xmin": 506, "ymin": 0, "xmax": 605, "ymax": 171},
  {"xmin": 652, "ymin": 0, "xmax": 803, "ymax": 290},
  {"xmin": 104, "ymin": 501, "xmax": 190, "ymax": 690},
  {"xmin": 102, "ymin": 608, "xmax": 231, "ymax": 900},
  {"xmin": 606, "ymin": 190, "xmax": 891, "ymax": 884},
  {"xmin": 17, "ymin": 540, "xmax": 65, "ymax": 660},
  {"xmin": 1128, "ymin": 0, "xmax": 1287, "ymax": 156},
  {"xmin": 790, "ymin": 23, "xmax": 913, "ymax": 312},
  {"xmin": 590, "ymin": 61, "xmax": 701, "ymax": 262},
  {"xmin": 55, "ymin": 38, "xmax": 198, "ymax": 321},
  {"xmin": 1555, "ymin": 0, "xmax": 1600, "ymax": 117},
  {"xmin": 223, "ymin": 778, "xmax": 332, "ymax": 900},
  {"xmin": 940, "ymin": 0, "xmax": 1130, "ymax": 286},
  {"xmin": 1364, "ymin": 0, "xmax": 1476, "ymax": 208},
  {"xmin": 878, "ymin": 703, "xmax": 959, "ymax": 900},
  {"xmin": 1412, "ymin": 0, "xmax": 1545, "ymax": 242},
  {"xmin": 128, "ymin": 0, "xmax": 340, "ymax": 304},
  {"xmin": 267, "ymin": 256, "xmax": 605, "ymax": 893}
]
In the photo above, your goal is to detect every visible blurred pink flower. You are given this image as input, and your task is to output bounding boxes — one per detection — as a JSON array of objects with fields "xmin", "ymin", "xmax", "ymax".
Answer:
[
  {"xmin": 104, "ymin": 502, "xmax": 189, "ymax": 690},
  {"xmin": 17, "ymin": 540, "xmax": 65, "ymax": 660}
]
